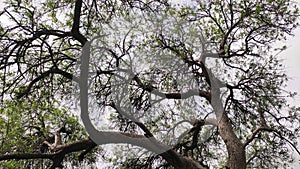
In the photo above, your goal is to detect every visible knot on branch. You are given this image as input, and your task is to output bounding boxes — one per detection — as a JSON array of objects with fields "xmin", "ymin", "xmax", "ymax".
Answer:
[
  {"xmin": 43, "ymin": 127, "xmax": 70, "ymax": 152},
  {"xmin": 189, "ymin": 119, "xmax": 205, "ymax": 134}
]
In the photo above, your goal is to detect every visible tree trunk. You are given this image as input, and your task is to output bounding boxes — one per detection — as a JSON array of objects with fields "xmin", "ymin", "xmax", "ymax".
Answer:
[
  {"xmin": 218, "ymin": 112, "xmax": 246, "ymax": 169},
  {"xmin": 208, "ymin": 67, "xmax": 246, "ymax": 169}
]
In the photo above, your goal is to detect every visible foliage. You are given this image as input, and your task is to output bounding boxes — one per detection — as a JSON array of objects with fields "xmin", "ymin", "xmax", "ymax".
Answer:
[
  {"xmin": 0, "ymin": 93, "xmax": 94, "ymax": 168},
  {"xmin": 0, "ymin": 0, "xmax": 299, "ymax": 168}
]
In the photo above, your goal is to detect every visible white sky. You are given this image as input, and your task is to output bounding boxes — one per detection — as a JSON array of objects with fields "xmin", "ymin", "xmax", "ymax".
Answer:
[
  {"xmin": 282, "ymin": 1, "xmax": 300, "ymax": 167},
  {"xmin": 283, "ymin": 25, "xmax": 300, "ymax": 106}
]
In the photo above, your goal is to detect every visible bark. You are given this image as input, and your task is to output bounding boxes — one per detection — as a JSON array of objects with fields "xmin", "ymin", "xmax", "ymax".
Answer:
[
  {"xmin": 218, "ymin": 112, "xmax": 246, "ymax": 169},
  {"xmin": 206, "ymin": 61, "xmax": 246, "ymax": 169},
  {"xmin": 160, "ymin": 149, "xmax": 206, "ymax": 169},
  {"xmin": 0, "ymin": 138, "xmax": 97, "ymax": 169},
  {"xmin": 0, "ymin": 132, "xmax": 207, "ymax": 169},
  {"xmin": 71, "ymin": 0, "xmax": 87, "ymax": 45}
]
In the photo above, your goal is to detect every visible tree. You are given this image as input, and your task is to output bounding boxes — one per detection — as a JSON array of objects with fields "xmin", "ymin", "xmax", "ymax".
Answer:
[{"xmin": 0, "ymin": 0, "xmax": 299, "ymax": 168}]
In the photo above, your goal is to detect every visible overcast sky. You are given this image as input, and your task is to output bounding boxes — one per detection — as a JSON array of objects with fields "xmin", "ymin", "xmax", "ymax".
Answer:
[
  {"xmin": 283, "ymin": 24, "xmax": 300, "ymax": 107},
  {"xmin": 0, "ymin": 0, "xmax": 300, "ymax": 168},
  {"xmin": 280, "ymin": 3, "xmax": 300, "ymax": 115},
  {"xmin": 282, "ymin": 1, "xmax": 300, "ymax": 167}
]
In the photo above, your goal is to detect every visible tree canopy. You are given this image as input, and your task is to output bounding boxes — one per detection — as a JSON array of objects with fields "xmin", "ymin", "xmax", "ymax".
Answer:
[{"xmin": 0, "ymin": 0, "xmax": 299, "ymax": 168}]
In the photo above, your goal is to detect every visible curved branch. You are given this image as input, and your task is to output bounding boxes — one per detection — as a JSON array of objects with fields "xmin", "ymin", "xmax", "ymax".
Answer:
[
  {"xmin": 243, "ymin": 126, "xmax": 274, "ymax": 148},
  {"xmin": 80, "ymin": 41, "xmax": 206, "ymax": 169},
  {"xmin": 244, "ymin": 126, "xmax": 300, "ymax": 156},
  {"xmin": 17, "ymin": 68, "xmax": 78, "ymax": 99}
]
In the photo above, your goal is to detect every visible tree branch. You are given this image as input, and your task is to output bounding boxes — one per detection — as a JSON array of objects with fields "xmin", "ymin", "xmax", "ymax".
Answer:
[
  {"xmin": 79, "ymin": 41, "xmax": 206, "ymax": 169},
  {"xmin": 132, "ymin": 74, "xmax": 211, "ymax": 101},
  {"xmin": 71, "ymin": 0, "xmax": 87, "ymax": 45},
  {"xmin": 0, "ymin": 153, "xmax": 53, "ymax": 161},
  {"xmin": 0, "ymin": 131, "xmax": 207, "ymax": 169},
  {"xmin": 243, "ymin": 126, "xmax": 274, "ymax": 148},
  {"xmin": 243, "ymin": 126, "xmax": 300, "ymax": 155},
  {"xmin": 0, "ymin": 138, "xmax": 96, "ymax": 168},
  {"xmin": 17, "ymin": 68, "xmax": 78, "ymax": 99}
]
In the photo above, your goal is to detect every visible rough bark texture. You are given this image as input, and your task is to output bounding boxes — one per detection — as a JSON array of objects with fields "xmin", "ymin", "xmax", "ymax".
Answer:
[
  {"xmin": 207, "ymin": 63, "xmax": 247, "ymax": 169},
  {"xmin": 218, "ymin": 112, "xmax": 246, "ymax": 169},
  {"xmin": 160, "ymin": 150, "xmax": 206, "ymax": 169}
]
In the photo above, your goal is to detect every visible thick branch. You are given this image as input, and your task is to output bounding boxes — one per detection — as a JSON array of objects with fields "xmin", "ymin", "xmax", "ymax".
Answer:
[
  {"xmin": 153, "ymin": 89, "xmax": 211, "ymax": 101},
  {"xmin": 132, "ymin": 75, "xmax": 211, "ymax": 101},
  {"xmin": 0, "ymin": 138, "xmax": 96, "ymax": 169},
  {"xmin": 71, "ymin": 0, "xmax": 87, "ymax": 44},
  {"xmin": 79, "ymin": 42, "xmax": 205, "ymax": 169},
  {"xmin": 206, "ymin": 60, "xmax": 246, "ymax": 168},
  {"xmin": 0, "ymin": 132, "xmax": 206, "ymax": 169},
  {"xmin": 33, "ymin": 30, "xmax": 71, "ymax": 39},
  {"xmin": 0, "ymin": 153, "xmax": 53, "ymax": 161}
]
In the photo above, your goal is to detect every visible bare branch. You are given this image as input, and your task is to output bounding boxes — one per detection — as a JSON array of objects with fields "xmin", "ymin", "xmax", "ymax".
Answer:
[
  {"xmin": 243, "ymin": 126, "xmax": 274, "ymax": 148},
  {"xmin": 17, "ymin": 68, "xmax": 78, "ymax": 99}
]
